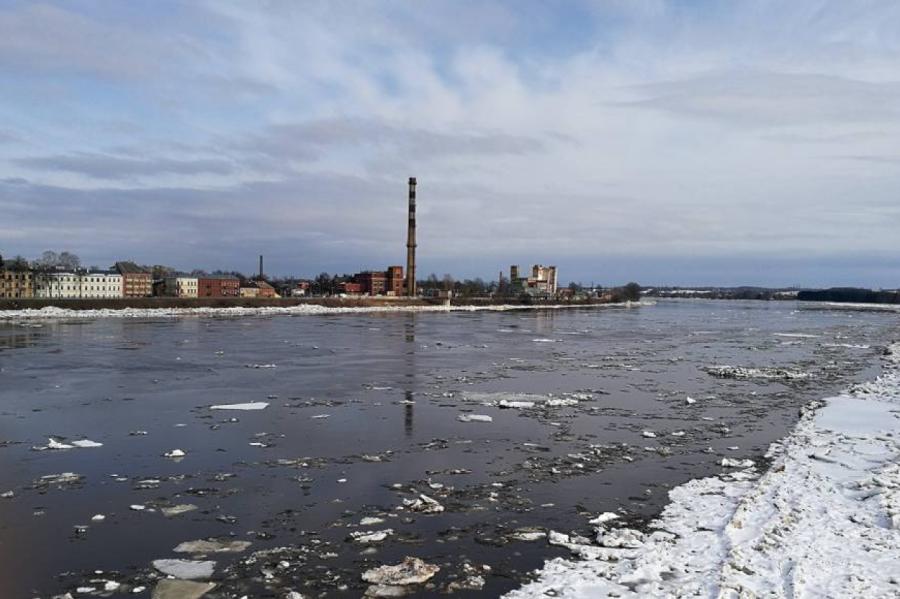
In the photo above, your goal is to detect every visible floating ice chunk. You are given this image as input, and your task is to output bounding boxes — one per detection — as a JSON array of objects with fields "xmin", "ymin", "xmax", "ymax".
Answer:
[
  {"xmin": 91, "ymin": 514, "xmax": 106, "ymax": 522},
  {"xmin": 1, "ymin": 491, "xmax": 13, "ymax": 498},
  {"xmin": 350, "ymin": 529, "xmax": 394, "ymax": 543},
  {"xmin": 311, "ymin": 414, "xmax": 330, "ymax": 419},
  {"xmin": 546, "ymin": 398, "xmax": 579, "ymax": 407},
  {"xmin": 588, "ymin": 512, "xmax": 620, "ymax": 526},
  {"xmin": 721, "ymin": 458, "xmax": 755, "ymax": 468},
  {"xmin": 509, "ymin": 528, "xmax": 546, "ymax": 542},
  {"xmin": 362, "ymin": 556, "xmax": 440, "ymax": 585},
  {"xmin": 165, "ymin": 449, "xmax": 186, "ymax": 459},
  {"xmin": 458, "ymin": 414, "xmax": 492, "ymax": 423},
  {"xmin": 642, "ymin": 431, "xmax": 657, "ymax": 438},
  {"xmin": 130, "ymin": 504, "xmax": 146, "ymax": 511},
  {"xmin": 47, "ymin": 438, "xmax": 74, "ymax": 450},
  {"xmin": 72, "ymin": 439, "xmax": 102, "ymax": 448},
  {"xmin": 151, "ymin": 579, "xmax": 216, "ymax": 599},
  {"xmin": 403, "ymin": 494, "xmax": 445, "ymax": 514},
  {"xmin": 162, "ymin": 504, "xmax": 198, "ymax": 517},
  {"xmin": 152, "ymin": 559, "xmax": 216, "ymax": 580},
  {"xmin": 209, "ymin": 402, "xmax": 269, "ymax": 411},
  {"xmin": 498, "ymin": 399, "xmax": 536, "ymax": 409},
  {"xmin": 686, "ymin": 396, "xmax": 696, "ymax": 405},
  {"xmin": 360, "ymin": 516, "xmax": 386, "ymax": 526},
  {"xmin": 174, "ymin": 539, "xmax": 252, "ymax": 553},
  {"xmin": 245, "ymin": 363, "xmax": 276, "ymax": 369}
]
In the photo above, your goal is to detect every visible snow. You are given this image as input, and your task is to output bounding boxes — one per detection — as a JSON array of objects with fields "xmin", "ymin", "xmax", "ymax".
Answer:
[
  {"xmin": 505, "ymin": 343, "xmax": 900, "ymax": 598},
  {"xmin": 209, "ymin": 402, "xmax": 269, "ymax": 411},
  {"xmin": 0, "ymin": 301, "xmax": 653, "ymax": 321}
]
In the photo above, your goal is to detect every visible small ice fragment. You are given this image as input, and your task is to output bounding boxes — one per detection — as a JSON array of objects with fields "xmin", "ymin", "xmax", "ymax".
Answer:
[
  {"xmin": 311, "ymin": 414, "xmax": 330, "ymax": 419},
  {"xmin": 458, "ymin": 414, "xmax": 492, "ymax": 423},
  {"xmin": 588, "ymin": 512, "xmax": 620, "ymax": 526},
  {"xmin": 642, "ymin": 431, "xmax": 656, "ymax": 438},
  {"xmin": 72, "ymin": 439, "xmax": 103, "ymax": 448},
  {"xmin": 165, "ymin": 449, "xmax": 186, "ymax": 459},
  {"xmin": 91, "ymin": 514, "xmax": 106, "ymax": 522},
  {"xmin": 361, "ymin": 556, "xmax": 440, "ymax": 585},
  {"xmin": 130, "ymin": 504, "xmax": 146, "ymax": 511},
  {"xmin": 162, "ymin": 504, "xmax": 198, "ymax": 517},
  {"xmin": 209, "ymin": 402, "xmax": 269, "ymax": 411},
  {"xmin": 350, "ymin": 529, "xmax": 394, "ymax": 543},
  {"xmin": 174, "ymin": 539, "xmax": 252, "ymax": 553},
  {"xmin": 1, "ymin": 491, "xmax": 13, "ymax": 499},
  {"xmin": 686, "ymin": 396, "xmax": 696, "ymax": 405},
  {"xmin": 47, "ymin": 438, "xmax": 74, "ymax": 450},
  {"xmin": 360, "ymin": 517, "xmax": 385, "ymax": 526},
  {"xmin": 403, "ymin": 494, "xmax": 444, "ymax": 514}
]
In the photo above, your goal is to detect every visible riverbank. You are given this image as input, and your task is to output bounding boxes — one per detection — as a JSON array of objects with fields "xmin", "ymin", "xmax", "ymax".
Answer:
[
  {"xmin": 0, "ymin": 297, "xmax": 642, "ymax": 319},
  {"xmin": 505, "ymin": 342, "xmax": 900, "ymax": 598}
]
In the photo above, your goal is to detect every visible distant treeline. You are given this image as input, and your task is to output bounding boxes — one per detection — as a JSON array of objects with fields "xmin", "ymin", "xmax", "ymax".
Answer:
[{"xmin": 797, "ymin": 288, "xmax": 900, "ymax": 304}]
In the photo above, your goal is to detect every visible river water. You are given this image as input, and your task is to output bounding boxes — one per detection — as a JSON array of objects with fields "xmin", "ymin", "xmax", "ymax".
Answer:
[{"xmin": 0, "ymin": 300, "xmax": 895, "ymax": 598}]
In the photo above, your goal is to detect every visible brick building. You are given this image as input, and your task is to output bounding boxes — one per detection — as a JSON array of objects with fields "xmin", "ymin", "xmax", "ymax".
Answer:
[
  {"xmin": 355, "ymin": 271, "xmax": 387, "ymax": 295},
  {"xmin": 198, "ymin": 275, "xmax": 240, "ymax": 297},
  {"xmin": 115, "ymin": 262, "xmax": 152, "ymax": 297},
  {"xmin": 385, "ymin": 265, "xmax": 404, "ymax": 296}
]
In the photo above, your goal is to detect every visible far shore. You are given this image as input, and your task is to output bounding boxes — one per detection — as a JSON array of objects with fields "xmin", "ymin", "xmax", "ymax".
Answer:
[{"xmin": 0, "ymin": 295, "xmax": 637, "ymax": 315}]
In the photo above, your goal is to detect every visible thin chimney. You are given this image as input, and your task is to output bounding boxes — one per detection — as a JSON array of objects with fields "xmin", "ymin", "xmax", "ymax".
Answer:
[
  {"xmin": 406, "ymin": 177, "xmax": 417, "ymax": 297},
  {"xmin": 259, "ymin": 255, "xmax": 263, "ymax": 279}
]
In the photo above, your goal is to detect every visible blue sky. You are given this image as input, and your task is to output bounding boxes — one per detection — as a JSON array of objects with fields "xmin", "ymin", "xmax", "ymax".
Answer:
[{"xmin": 1, "ymin": 0, "xmax": 900, "ymax": 287}]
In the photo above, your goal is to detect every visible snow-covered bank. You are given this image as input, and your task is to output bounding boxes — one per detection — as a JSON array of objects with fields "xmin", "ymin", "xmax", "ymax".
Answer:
[
  {"xmin": 800, "ymin": 301, "xmax": 900, "ymax": 313},
  {"xmin": 506, "ymin": 344, "xmax": 900, "ymax": 598},
  {"xmin": 0, "ymin": 301, "xmax": 651, "ymax": 320}
]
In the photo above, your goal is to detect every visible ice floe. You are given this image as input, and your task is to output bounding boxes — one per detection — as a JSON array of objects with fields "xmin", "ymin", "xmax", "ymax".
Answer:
[{"xmin": 152, "ymin": 559, "xmax": 216, "ymax": 580}]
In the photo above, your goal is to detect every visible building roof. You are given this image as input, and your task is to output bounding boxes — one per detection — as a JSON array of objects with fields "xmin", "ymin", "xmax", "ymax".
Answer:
[
  {"xmin": 197, "ymin": 274, "xmax": 240, "ymax": 281},
  {"xmin": 115, "ymin": 261, "xmax": 149, "ymax": 274}
]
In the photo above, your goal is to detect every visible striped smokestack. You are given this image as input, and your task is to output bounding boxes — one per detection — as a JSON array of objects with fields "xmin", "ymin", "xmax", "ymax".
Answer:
[{"xmin": 406, "ymin": 177, "xmax": 417, "ymax": 297}]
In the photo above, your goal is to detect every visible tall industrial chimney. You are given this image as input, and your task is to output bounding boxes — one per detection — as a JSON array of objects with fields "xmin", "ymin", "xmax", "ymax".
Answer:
[
  {"xmin": 406, "ymin": 177, "xmax": 417, "ymax": 297},
  {"xmin": 259, "ymin": 255, "xmax": 263, "ymax": 279}
]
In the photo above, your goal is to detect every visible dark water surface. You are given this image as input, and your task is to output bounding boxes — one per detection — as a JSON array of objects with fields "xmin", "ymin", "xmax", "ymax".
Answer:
[{"xmin": 0, "ymin": 300, "xmax": 896, "ymax": 598}]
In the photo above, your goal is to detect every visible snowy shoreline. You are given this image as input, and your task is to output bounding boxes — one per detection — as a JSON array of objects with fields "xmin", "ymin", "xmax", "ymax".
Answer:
[
  {"xmin": 0, "ymin": 300, "xmax": 651, "ymax": 321},
  {"xmin": 506, "ymin": 343, "xmax": 900, "ymax": 598}
]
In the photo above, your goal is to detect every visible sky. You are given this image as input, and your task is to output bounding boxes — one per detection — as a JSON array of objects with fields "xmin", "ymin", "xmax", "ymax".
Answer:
[{"xmin": 1, "ymin": 0, "xmax": 899, "ymax": 287}]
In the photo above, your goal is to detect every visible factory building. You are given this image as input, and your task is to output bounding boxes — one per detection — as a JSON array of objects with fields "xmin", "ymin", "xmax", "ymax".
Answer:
[{"xmin": 509, "ymin": 264, "xmax": 558, "ymax": 296}]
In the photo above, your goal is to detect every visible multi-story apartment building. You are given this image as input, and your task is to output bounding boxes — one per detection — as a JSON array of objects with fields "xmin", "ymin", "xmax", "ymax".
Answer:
[
  {"xmin": 115, "ymin": 262, "xmax": 152, "ymax": 297},
  {"xmin": 198, "ymin": 275, "xmax": 240, "ymax": 297},
  {"xmin": 0, "ymin": 269, "xmax": 33, "ymax": 299},
  {"xmin": 34, "ymin": 271, "xmax": 123, "ymax": 299},
  {"xmin": 162, "ymin": 276, "xmax": 198, "ymax": 298}
]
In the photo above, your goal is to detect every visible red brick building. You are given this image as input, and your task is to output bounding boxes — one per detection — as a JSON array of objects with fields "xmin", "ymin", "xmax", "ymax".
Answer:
[
  {"xmin": 339, "ymin": 281, "xmax": 363, "ymax": 294},
  {"xmin": 198, "ymin": 275, "xmax": 240, "ymax": 297},
  {"xmin": 385, "ymin": 265, "xmax": 404, "ymax": 296},
  {"xmin": 115, "ymin": 261, "xmax": 152, "ymax": 297},
  {"xmin": 355, "ymin": 271, "xmax": 386, "ymax": 295}
]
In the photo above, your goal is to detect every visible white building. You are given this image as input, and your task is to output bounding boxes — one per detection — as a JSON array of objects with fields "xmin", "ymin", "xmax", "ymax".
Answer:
[
  {"xmin": 163, "ymin": 276, "xmax": 198, "ymax": 298},
  {"xmin": 35, "ymin": 272, "xmax": 123, "ymax": 299}
]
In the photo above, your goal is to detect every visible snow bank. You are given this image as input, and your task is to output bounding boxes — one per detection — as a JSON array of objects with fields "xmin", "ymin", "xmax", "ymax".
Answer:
[
  {"xmin": 0, "ymin": 301, "xmax": 652, "ymax": 321},
  {"xmin": 506, "ymin": 343, "xmax": 900, "ymax": 598}
]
